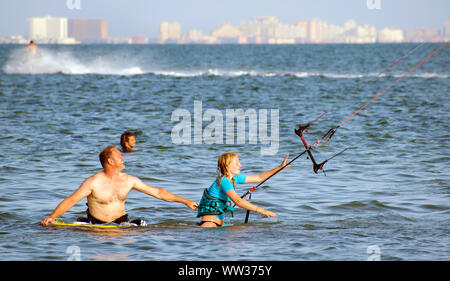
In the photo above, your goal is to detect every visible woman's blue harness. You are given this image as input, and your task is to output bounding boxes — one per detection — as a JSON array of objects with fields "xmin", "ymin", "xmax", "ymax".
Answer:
[{"xmin": 197, "ymin": 188, "xmax": 234, "ymax": 218}]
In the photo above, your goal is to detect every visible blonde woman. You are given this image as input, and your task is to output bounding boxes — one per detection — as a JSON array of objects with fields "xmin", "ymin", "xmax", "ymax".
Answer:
[{"xmin": 198, "ymin": 152, "xmax": 290, "ymax": 227}]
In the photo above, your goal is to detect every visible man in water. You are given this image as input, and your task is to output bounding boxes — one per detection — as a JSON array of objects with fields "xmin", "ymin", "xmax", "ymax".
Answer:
[
  {"xmin": 26, "ymin": 40, "xmax": 38, "ymax": 55},
  {"xmin": 40, "ymin": 146, "xmax": 198, "ymax": 226},
  {"xmin": 24, "ymin": 40, "xmax": 38, "ymax": 64}
]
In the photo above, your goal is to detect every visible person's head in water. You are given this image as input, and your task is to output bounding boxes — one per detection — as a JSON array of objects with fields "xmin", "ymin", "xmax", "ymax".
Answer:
[{"xmin": 120, "ymin": 131, "xmax": 136, "ymax": 153}]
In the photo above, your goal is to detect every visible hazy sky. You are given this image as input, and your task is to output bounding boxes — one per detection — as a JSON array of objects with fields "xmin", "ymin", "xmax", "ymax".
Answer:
[{"xmin": 1, "ymin": 0, "xmax": 448, "ymax": 38}]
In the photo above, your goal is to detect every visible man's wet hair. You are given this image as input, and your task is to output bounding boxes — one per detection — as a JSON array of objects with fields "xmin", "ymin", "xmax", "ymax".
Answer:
[{"xmin": 99, "ymin": 145, "xmax": 117, "ymax": 168}]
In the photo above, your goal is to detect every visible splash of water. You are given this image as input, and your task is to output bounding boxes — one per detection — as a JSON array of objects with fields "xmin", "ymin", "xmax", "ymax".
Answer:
[
  {"xmin": 2, "ymin": 48, "xmax": 144, "ymax": 75},
  {"xmin": 2, "ymin": 47, "xmax": 447, "ymax": 79}
]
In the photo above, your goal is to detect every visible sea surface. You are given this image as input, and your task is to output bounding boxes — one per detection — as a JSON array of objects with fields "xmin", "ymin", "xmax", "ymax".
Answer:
[{"xmin": 0, "ymin": 43, "xmax": 448, "ymax": 261}]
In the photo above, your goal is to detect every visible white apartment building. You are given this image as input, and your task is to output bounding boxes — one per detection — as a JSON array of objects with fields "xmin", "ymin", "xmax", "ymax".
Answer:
[
  {"xmin": 158, "ymin": 22, "xmax": 181, "ymax": 43},
  {"xmin": 378, "ymin": 28, "xmax": 404, "ymax": 43},
  {"xmin": 28, "ymin": 15, "xmax": 77, "ymax": 43}
]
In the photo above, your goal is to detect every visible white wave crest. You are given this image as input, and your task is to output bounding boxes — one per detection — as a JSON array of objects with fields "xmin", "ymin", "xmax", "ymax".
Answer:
[{"xmin": 146, "ymin": 69, "xmax": 449, "ymax": 79}]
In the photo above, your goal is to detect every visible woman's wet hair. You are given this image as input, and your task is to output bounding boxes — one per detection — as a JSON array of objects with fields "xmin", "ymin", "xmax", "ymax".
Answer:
[
  {"xmin": 120, "ymin": 131, "xmax": 135, "ymax": 149},
  {"xmin": 217, "ymin": 152, "xmax": 238, "ymax": 189}
]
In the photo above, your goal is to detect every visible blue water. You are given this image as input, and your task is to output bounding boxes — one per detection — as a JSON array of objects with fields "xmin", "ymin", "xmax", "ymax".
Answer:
[{"xmin": 0, "ymin": 43, "xmax": 448, "ymax": 260}]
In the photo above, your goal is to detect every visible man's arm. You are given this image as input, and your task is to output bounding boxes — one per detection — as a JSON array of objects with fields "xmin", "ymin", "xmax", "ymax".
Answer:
[
  {"xmin": 40, "ymin": 178, "xmax": 93, "ymax": 226},
  {"xmin": 132, "ymin": 177, "xmax": 198, "ymax": 210}
]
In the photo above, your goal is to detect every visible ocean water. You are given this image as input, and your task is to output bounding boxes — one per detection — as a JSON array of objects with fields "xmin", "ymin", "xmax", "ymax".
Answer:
[{"xmin": 0, "ymin": 43, "xmax": 448, "ymax": 261}]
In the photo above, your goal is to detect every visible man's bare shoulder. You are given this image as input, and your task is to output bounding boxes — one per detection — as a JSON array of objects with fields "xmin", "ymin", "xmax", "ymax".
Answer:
[
  {"xmin": 88, "ymin": 171, "xmax": 106, "ymax": 181},
  {"xmin": 85, "ymin": 171, "xmax": 140, "ymax": 187},
  {"xmin": 120, "ymin": 172, "xmax": 141, "ymax": 184}
]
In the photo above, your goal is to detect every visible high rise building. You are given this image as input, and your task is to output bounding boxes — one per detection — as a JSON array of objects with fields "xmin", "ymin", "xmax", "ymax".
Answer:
[
  {"xmin": 158, "ymin": 22, "xmax": 181, "ymax": 43},
  {"xmin": 324, "ymin": 24, "xmax": 345, "ymax": 43},
  {"xmin": 28, "ymin": 15, "xmax": 77, "ymax": 43},
  {"xmin": 344, "ymin": 24, "xmax": 377, "ymax": 43},
  {"xmin": 308, "ymin": 19, "xmax": 325, "ymax": 43},
  {"xmin": 68, "ymin": 19, "xmax": 108, "ymax": 43},
  {"xmin": 28, "ymin": 17, "xmax": 48, "ymax": 40},
  {"xmin": 445, "ymin": 21, "xmax": 450, "ymax": 40},
  {"xmin": 378, "ymin": 28, "xmax": 404, "ymax": 43},
  {"xmin": 293, "ymin": 21, "xmax": 308, "ymax": 43},
  {"xmin": 237, "ymin": 16, "xmax": 304, "ymax": 44}
]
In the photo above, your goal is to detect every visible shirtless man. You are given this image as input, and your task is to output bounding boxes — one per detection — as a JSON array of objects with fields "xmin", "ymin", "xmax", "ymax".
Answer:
[
  {"xmin": 26, "ymin": 40, "xmax": 38, "ymax": 55},
  {"xmin": 23, "ymin": 40, "xmax": 39, "ymax": 64},
  {"xmin": 40, "ymin": 146, "xmax": 198, "ymax": 226}
]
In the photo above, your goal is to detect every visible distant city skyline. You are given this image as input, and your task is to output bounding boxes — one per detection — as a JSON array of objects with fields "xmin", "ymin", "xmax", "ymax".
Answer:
[
  {"xmin": 0, "ymin": 0, "xmax": 449, "ymax": 38},
  {"xmin": 9, "ymin": 14, "xmax": 446, "ymax": 45}
]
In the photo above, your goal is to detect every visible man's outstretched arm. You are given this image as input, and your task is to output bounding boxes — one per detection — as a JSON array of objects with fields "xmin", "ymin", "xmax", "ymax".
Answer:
[
  {"xmin": 40, "ymin": 178, "xmax": 93, "ymax": 225},
  {"xmin": 132, "ymin": 177, "xmax": 198, "ymax": 210}
]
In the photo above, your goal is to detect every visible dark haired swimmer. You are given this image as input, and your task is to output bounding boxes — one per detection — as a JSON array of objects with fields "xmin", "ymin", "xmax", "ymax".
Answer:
[
  {"xmin": 120, "ymin": 131, "xmax": 136, "ymax": 153},
  {"xmin": 26, "ymin": 40, "xmax": 38, "ymax": 55},
  {"xmin": 24, "ymin": 40, "xmax": 38, "ymax": 64},
  {"xmin": 197, "ymin": 152, "xmax": 290, "ymax": 227},
  {"xmin": 40, "ymin": 146, "xmax": 198, "ymax": 226}
]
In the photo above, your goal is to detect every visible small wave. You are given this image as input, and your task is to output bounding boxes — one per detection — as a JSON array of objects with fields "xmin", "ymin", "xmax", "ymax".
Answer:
[
  {"xmin": 146, "ymin": 69, "xmax": 449, "ymax": 79},
  {"xmin": 420, "ymin": 204, "xmax": 448, "ymax": 211},
  {"xmin": 152, "ymin": 69, "xmax": 263, "ymax": 77},
  {"xmin": 329, "ymin": 201, "xmax": 368, "ymax": 210},
  {"xmin": 0, "ymin": 211, "xmax": 15, "ymax": 221},
  {"xmin": 329, "ymin": 200, "xmax": 406, "ymax": 211}
]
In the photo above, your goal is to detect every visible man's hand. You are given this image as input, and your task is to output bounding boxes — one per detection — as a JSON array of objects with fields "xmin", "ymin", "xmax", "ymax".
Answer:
[
  {"xmin": 185, "ymin": 200, "xmax": 198, "ymax": 210},
  {"xmin": 40, "ymin": 216, "xmax": 55, "ymax": 226}
]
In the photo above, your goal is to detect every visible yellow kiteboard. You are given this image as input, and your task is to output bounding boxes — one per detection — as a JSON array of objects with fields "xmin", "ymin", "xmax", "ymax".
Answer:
[{"xmin": 50, "ymin": 219, "xmax": 141, "ymax": 228}]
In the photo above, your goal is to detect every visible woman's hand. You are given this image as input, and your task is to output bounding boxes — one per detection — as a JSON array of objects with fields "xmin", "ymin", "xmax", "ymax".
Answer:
[
  {"xmin": 257, "ymin": 207, "xmax": 277, "ymax": 218},
  {"xmin": 279, "ymin": 153, "xmax": 291, "ymax": 169}
]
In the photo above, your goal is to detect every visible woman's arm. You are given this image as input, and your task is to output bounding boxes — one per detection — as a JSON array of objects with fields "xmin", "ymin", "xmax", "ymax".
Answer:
[
  {"xmin": 244, "ymin": 153, "xmax": 291, "ymax": 184},
  {"xmin": 226, "ymin": 189, "xmax": 276, "ymax": 217}
]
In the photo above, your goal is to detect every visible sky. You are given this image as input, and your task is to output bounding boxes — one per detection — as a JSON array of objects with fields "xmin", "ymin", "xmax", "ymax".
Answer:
[{"xmin": 0, "ymin": 0, "xmax": 449, "ymax": 38}]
